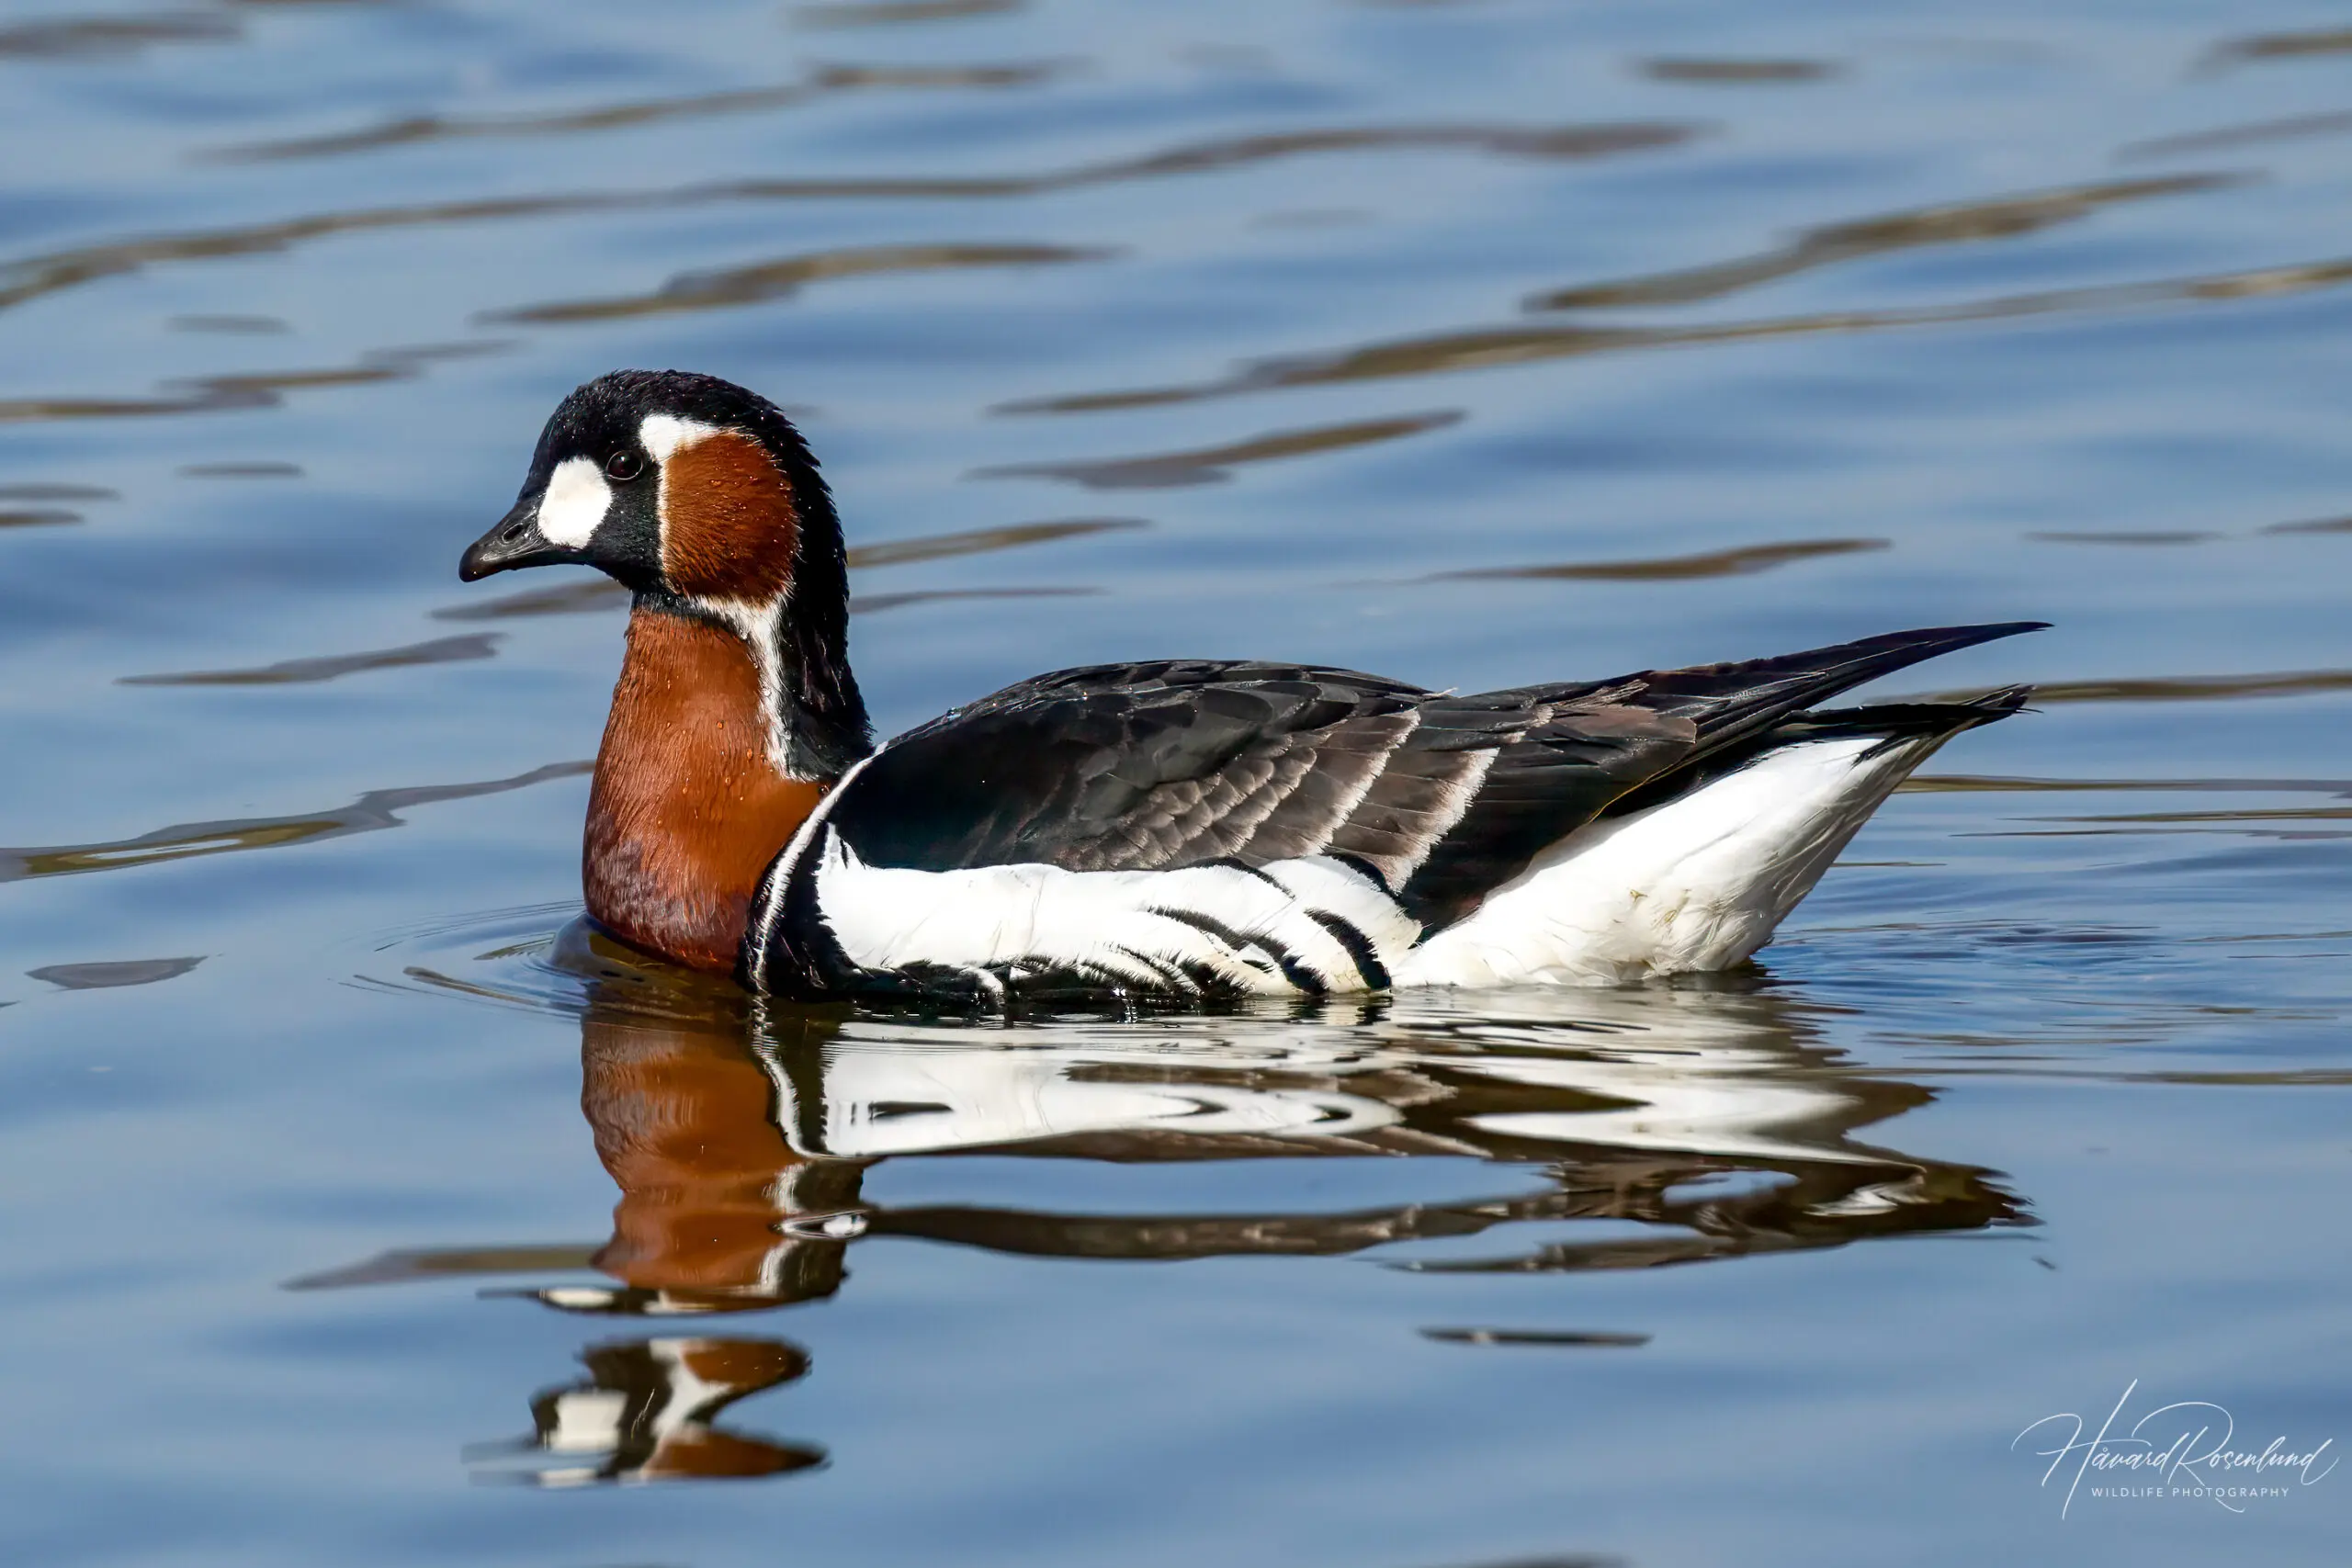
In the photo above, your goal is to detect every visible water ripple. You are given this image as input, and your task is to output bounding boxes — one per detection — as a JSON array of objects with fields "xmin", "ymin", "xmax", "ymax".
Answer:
[
  {"xmin": 0, "ymin": 342, "xmax": 508, "ymax": 424},
  {"xmin": 0, "ymin": 11, "xmax": 236, "ymax": 60},
  {"xmin": 0, "ymin": 120, "xmax": 1696, "ymax": 319},
  {"xmin": 975, "ymin": 410, "xmax": 1462, "ymax": 488},
  {"xmin": 1640, "ymin": 58, "xmax": 1838, "ymax": 84},
  {"xmin": 1527, "ymin": 175, "xmax": 2234, "ymax": 312},
  {"xmin": 2199, "ymin": 25, "xmax": 2352, "ymax": 72},
  {"xmin": 434, "ymin": 518, "xmax": 1147, "ymax": 621},
  {"xmin": 200, "ymin": 60, "xmax": 1071, "ymax": 163},
  {"xmin": 0, "ymin": 761, "xmax": 587, "ymax": 882},
  {"xmin": 487, "ymin": 242, "xmax": 1114, "ymax": 325},
  {"xmin": 1925, "ymin": 669, "xmax": 2352, "ymax": 705},
  {"xmin": 1003, "ymin": 250, "xmax": 2352, "ymax": 413},
  {"xmin": 119, "ymin": 633, "xmax": 502, "ymax": 687},
  {"xmin": 28, "ymin": 956, "xmax": 204, "ymax": 990},
  {"xmin": 792, "ymin": 0, "xmax": 1023, "ymax": 28},
  {"xmin": 1424, "ymin": 537, "xmax": 1888, "ymax": 583}
]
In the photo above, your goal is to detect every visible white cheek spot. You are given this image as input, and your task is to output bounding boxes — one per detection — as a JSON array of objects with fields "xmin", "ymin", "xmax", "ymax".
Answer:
[
  {"xmin": 538, "ymin": 457, "xmax": 611, "ymax": 548},
  {"xmin": 639, "ymin": 413, "xmax": 717, "ymax": 464}
]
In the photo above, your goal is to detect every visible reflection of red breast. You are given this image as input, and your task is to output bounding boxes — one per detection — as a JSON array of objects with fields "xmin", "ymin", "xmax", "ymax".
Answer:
[
  {"xmin": 636, "ymin": 1338, "xmax": 817, "ymax": 1482},
  {"xmin": 640, "ymin": 1423, "xmax": 815, "ymax": 1482},
  {"xmin": 582, "ymin": 1020, "xmax": 812, "ymax": 1293}
]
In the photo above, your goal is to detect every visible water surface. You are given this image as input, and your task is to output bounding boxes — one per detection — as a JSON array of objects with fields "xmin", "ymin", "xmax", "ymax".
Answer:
[{"xmin": 2, "ymin": 1, "xmax": 2347, "ymax": 1563}]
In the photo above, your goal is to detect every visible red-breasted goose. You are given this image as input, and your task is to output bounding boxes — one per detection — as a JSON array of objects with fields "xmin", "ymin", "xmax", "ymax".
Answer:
[{"xmin": 460, "ymin": 369, "xmax": 2042, "ymax": 1003}]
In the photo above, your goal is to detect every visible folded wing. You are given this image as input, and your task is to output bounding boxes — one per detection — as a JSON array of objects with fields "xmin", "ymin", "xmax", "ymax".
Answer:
[
  {"xmin": 747, "ymin": 625, "xmax": 2044, "ymax": 996},
  {"xmin": 820, "ymin": 626, "xmax": 2044, "ymax": 909}
]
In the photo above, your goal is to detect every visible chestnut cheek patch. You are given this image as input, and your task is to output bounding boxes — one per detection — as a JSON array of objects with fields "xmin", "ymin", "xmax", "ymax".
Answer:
[{"xmin": 657, "ymin": 430, "xmax": 798, "ymax": 603}]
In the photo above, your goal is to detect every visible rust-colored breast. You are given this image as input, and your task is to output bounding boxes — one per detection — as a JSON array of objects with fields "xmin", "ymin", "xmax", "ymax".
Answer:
[
  {"xmin": 659, "ymin": 429, "xmax": 797, "ymax": 603},
  {"xmin": 584, "ymin": 609, "xmax": 825, "ymax": 974}
]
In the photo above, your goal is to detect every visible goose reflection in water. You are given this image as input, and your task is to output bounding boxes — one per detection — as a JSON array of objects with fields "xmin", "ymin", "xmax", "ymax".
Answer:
[
  {"xmin": 464, "ymin": 1337, "xmax": 823, "ymax": 1488},
  {"xmin": 318, "ymin": 923, "xmax": 2032, "ymax": 1485}
]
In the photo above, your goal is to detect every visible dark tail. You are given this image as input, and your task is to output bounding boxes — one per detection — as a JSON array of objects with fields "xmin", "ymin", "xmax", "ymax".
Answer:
[
  {"xmin": 1596, "ymin": 650, "xmax": 2041, "ymax": 822},
  {"xmin": 1624, "ymin": 623, "xmax": 2048, "ymax": 752},
  {"xmin": 1404, "ymin": 626, "xmax": 2047, "ymax": 924}
]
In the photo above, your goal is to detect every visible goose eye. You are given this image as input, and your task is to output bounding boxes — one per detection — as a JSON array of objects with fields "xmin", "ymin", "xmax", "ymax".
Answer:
[{"xmin": 605, "ymin": 451, "xmax": 644, "ymax": 482}]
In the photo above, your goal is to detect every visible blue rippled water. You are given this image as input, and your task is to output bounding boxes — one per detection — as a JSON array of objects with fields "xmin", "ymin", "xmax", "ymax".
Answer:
[{"xmin": 1, "ymin": 2, "xmax": 2346, "ymax": 1563}]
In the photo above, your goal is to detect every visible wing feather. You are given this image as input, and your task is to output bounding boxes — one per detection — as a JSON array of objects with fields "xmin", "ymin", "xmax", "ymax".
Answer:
[
  {"xmin": 797, "ymin": 625, "xmax": 2046, "ymax": 939},
  {"xmin": 822, "ymin": 663, "xmax": 1434, "ymax": 877}
]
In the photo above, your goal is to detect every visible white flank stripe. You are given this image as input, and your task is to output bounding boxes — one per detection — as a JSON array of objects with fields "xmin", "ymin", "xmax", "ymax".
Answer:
[
  {"xmin": 745, "ymin": 750, "xmax": 882, "ymax": 979},
  {"xmin": 811, "ymin": 839, "xmax": 1418, "ymax": 994},
  {"xmin": 1262, "ymin": 857, "xmax": 1420, "ymax": 958},
  {"xmin": 1396, "ymin": 734, "xmax": 1946, "ymax": 987}
]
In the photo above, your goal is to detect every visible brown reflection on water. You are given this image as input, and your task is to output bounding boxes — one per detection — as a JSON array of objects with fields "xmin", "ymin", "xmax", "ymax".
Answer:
[
  {"xmin": 2199, "ymin": 25, "xmax": 2352, "ymax": 72},
  {"xmin": 1092, "ymin": 121, "xmax": 1699, "ymax": 179},
  {"xmin": 0, "ymin": 13, "xmax": 238, "ymax": 60},
  {"xmin": 794, "ymin": 0, "xmax": 1023, "ymax": 28},
  {"xmin": 315, "ymin": 928, "xmax": 2028, "ymax": 1481},
  {"xmin": 1427, "ymin": 537, "xmax": 1886, "ymax": 583},
  {"xmin": 0, "ymin": 761, "xmax": 587, "ymax": 882},
  {"xmin": 169, "ymin": 313, "xmax": 292, "ymax": 335},
  {"xmin": 178, "ymin": 461, "xmax": 303, "ymax": 479},
  {"xmin": 487, "ymin": 242, "xmax": 1113, "ymax": 325},
  {"xmin": 2119, "ymin": 110, "xmax": 2352, "ymax": 163},
  {"xmin": 977, "ymin": 410, "xmax": 1462, "ymax": 489},
  {"xmin": 1919, "ymin": 668, "xmax": 2352, "ymax": 705},
  {"xmin": 0, "ymin": 483, "xmax": 118, "ymax": 502},
  {"xmin": 1422, "ymin": 1327, "xmax": 1649, "ymax": 1348},
  {"xmin": 554, "ymin": 1002, "xmax": 861, "ymax": 1315},
  {"xmin": 0, "ymin": 482, "xmax": 109, "ymax": 529},
  {"xmin": 1640, "ymin": 58, "xmax": 1838, "ymax": 84},
  {"xmin": 2026, "ymin": 529, "xmax": 2218, "ymax": 546},
  {"xmin": 28, "ymin": 955, "xmax": 205, "ymax": 990},
  {"xmin": 1907, "ymin": 773, "xmax": 2352, "ymax": 796}
]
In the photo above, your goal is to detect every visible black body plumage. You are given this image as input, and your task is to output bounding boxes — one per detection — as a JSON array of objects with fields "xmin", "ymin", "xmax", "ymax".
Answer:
[{"xmin": 744, "ymin": 623, "xmax": 2046, "ymax": 1000}]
